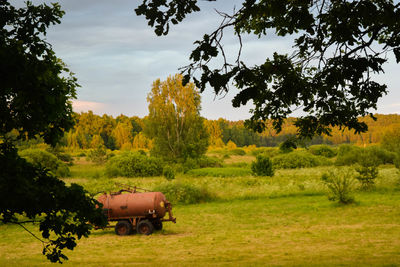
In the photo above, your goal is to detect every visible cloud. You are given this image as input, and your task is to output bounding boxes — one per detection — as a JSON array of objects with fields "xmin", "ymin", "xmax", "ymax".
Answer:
[{"xmin": 72, "ymin": 100, "xmax": 108, "ymax": 114}]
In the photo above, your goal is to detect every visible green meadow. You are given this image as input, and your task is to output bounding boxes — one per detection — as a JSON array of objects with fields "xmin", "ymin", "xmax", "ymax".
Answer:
[{"xmin": 1, "ymin": 153, "xmax": 400, "ymax": 266}]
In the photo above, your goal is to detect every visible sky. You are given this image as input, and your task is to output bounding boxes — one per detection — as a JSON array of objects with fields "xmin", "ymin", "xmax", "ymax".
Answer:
[{"xmin": 16, "ymin": 0, "xmax": 400, "ymax": 120}]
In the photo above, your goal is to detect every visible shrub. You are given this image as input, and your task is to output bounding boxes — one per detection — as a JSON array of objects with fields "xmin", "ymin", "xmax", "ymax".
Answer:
[
  {"xmin": 55, "ymin": 152, "xmax": 74, "ymax": 165},
  {"xmin": 153, "ymin": 182, "xmax": 214, "ymax": 204},
  {"xmin": 335, "ymin": 144, "xmax": 362, "ymax": 166},
  {"xmin": 251, "ymin": 147, "xmax": 280, "ymax": 158},
  {"xmin": 19, "ymin": 149, "xmax": 70, "ymax": 177},
  {"xmin": 355, "ymin": 152, "xmax": 379, "ymax": 190},
  {"xmin": 321, "ymin": 168, "xmax": 356, "ymax": 204},
  {"xmin": 308, "ymin": 145, "xmax": 337, "ymax": 158},
  {"xmin": 366, "ymin": 146, "xmax": 396, "ymax": 165},
  {"xmin": 87, "ymin": 146, "xmax": 108, "ymax": 165},
  {"xmin": 182, "ymin": 158, "xmax": 199, "ymax": 173},
  {"xmin": 105, "ymin": 152, "xmax": 163, "ymax": 177},
  {"xmin": 196, "ymin": 156, "xmax": 223, "ymax": 168},
  {"xmin": 229, "ymin": 148, "xmax": 246, "ymax": 156},
  {"xmin": 187, "ymin": 167, "xmax": 252, "ymax": 177},
  {"xmin": 272, "ymin": 151, "xmax": 331, "ymax": 169},
  {"xmin": 251, "ymin": 155, "xmax": 274, "ymax": 176},
  {"xmin": 395, "ymin": 153, "xmax": 400, "ymax": 169},
  {"xmin": 224, "ymin": 162, "xmax": 249, "ymax": 168},
  {"xmin": 381, "ymin": 125, "xmax": 400, "ymax": 153},
  {"xmin": 163, "ymin": 165, "xmax": 175, "ymax": 181},
  {"xmin": 336, "ymin": 145, "xmax": 396, "ymax": 166},
  {"xmin": 279, "ymin": 138, "xmax": 297, "ymax": 153}
]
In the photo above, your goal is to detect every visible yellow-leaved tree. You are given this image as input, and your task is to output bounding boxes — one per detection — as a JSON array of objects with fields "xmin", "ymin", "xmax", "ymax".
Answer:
[{"xmin": 145, "ymin": 74, "xmax": 209, "ymax": 161}]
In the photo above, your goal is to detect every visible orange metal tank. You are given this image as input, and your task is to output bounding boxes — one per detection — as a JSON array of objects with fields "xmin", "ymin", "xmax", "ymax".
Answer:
[{"xmin": 97, "ymin": 192, "xmax": 168, "ymax": 220}]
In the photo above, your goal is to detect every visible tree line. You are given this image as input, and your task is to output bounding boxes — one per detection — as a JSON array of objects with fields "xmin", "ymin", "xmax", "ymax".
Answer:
[{"xmin": 56, "ymin": 113, "xmax": 400, "ymax": 150}]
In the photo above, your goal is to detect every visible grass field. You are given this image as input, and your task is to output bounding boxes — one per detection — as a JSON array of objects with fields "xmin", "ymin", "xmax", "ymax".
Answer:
[{"xmin": 1, "ymin": 157, "xmax": 400, "ymax": 266}]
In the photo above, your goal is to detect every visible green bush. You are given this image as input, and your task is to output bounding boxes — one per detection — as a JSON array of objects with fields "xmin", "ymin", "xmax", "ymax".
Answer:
[
  {"xmin": 55, "ymin": 152, "xmax": 74, "ymax": 166},
  {"xmin": 153, "ymin": 182, "xmax": 214, "ymax": 204},
  {"xmin": 229, "ymin": 148, "xmax": 246, "ymax": 156},
  {"xmin": 182, "ymin": 158, "xmax": 199, "ymax": 173},
  {"xmin": 182, "ymin": 156, "xmax": 223, "ymax": 172},
  {"xmin": 355, "ymin": 152, "xmax": 379, "ymax": 190},
  {"xmin": 187, "ymin": 167, "xmax": 252, "ymax": 177},
  {"xmin": 335, "ymin": 144, "xmax": 362, "ymax": 166},
  {"xmin": 367, "ymin": 146, "xmax": 396, "ymax": 165},
  {"xmin": 163, "ymin": 165, "xmax": 175, "ymax": 181},
  {"xmin": 251, "ymin": 155, "xmax": 274, "ymax": 176},
  {"xmin": 308, "ymin": 145, "xmax": 337, "ymax": 158},
  {"xmin": 279, "ymin": 138, "xmax": 297, "ymax": 153},
  {"xmin": 336, "ymin": 145, "xmax": 396, "ymax": 166},
  {"xmin": 196, "ymin": 156, "xmax": 223, "ymax": 168},
  {"xmin": 321, "ymin": 168, "xmax": 356, "ymax": 204},
  {"xmin": 395, "ymin": 153, "xmax": 400, "ymax": 169},
  {"xmin": 19, "ymin": 149, "xmax": 70, "ymax": 177},
  {"xmin": 272, "ymin": 151, "xmax": 331, "ymax": 169},
  {"xmin": 87, "ymin": 146, "xmax": 108, "ymax": 165},
  {"xmin": 224, "ymin": 162, "xmax": 249, "ymax": 168},
  {"xmin": 251, "ymin": 147, "xmax": 280, "ymax": 158},
  {"xmin": 105, "ymin": 152, "xmax": 163, "ymax": 177}
]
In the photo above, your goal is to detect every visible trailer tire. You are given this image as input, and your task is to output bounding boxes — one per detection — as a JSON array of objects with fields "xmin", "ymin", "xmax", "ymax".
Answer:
[
  {"xmin": 152, "ymin": 219, "xmax": 163, "ymax": 231},
  {"xmin": 115, "ymin": 220, "xmax": 132, "ymax": 236},
  {"xmin": 137, "ymin": 220, "xmax": 154, "ymax": 235}
]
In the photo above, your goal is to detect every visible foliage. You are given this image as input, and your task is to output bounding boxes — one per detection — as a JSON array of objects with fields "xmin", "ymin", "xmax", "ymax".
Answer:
[
  {"xmin": 395, "ymin": 153, "xmax": 400, "ymax": 169},
  {"xmin": 272, "ymin": 151, "xmax": 331, "ymax": 169},
  {"xmin": 105, "ymin": 152, "xmax": 163, "ymax": 177},
  {"xmin": 355, "ymin": 152, "xmax": 379, "ymax": 190},
  {"xmin": 19, "ymin": 149, "xmax": 70, "ymax": 177},
  {"xmin": 0, "ymin": 1, "xmax": 109, "ymax": 262},
  {"xmin": 1, "ymin": 2, "xmax": 77, "ymax": 145},
  {"xmin": 64, "ymin": 112, "xmax": 148, "ymax": 150},
  {"xmin": 187, "ymin": 167, "xmax": 252, "ymax": 178},
  {"xmin": 145, "ymin": 74, "xmax": 209, "ymax": 161},
  {"xmin": 250, "ymin": 147, "xmax": 280, "ymax": 158},
  {"xmin": 229, "ymin": 148, "xmax": 246, "ymax": 156},
  {"xmin": 365, "ymin": 146, "xmax": 396, "ymax": 164},
  {"xmin": 136, "ymin": 1, "xmax": 400, "ymax": 138},
  {"xmin": 196, "ymin": 156, "xmax": 223, "ymax": 168},
  {"xmin": 251, "ymin": 155, "xmax": 274, "ymax": 177},
  {"xmin": 87, "ymin": 146, "xmax": 108, "ymax": 165},
  {"xmin": 0, "ymin": 143, "xmax": 107, "ymax": 263},
  {"xmin": 153, "ymin": 182, "xmax": 214, "ymax": 204},
  {"xmin": 54, "ymin": 152, "xmax": 74, "ymax": 166},
  {"xmin": 204, "ymin": 120, "xmax": 224, "ymax": 147},
  {"xmin": 321, "ymin": 168, "xmax": 356, "ymax": 204},
  {"xmin": 308, "ymin": 145, "xmax": 337, "ymax": 158},
  {"xmin": 335, "ymin": 144, "xmax": 362, "ymax": 166},
  {"xmin": 58, "ymin": 113, "xmax": 400, "ymax": 151},
  {"xmin": 182, "ymin": 157, "xmax": 199, "ymax": 173},
  {"xmin": 279, "ymin": 138, "xmax": 297, "ymax": 153},
  {"xmin": 381, "ymin": 125, "xmax": 400, "ymax": 153},
  {"xmin": 163, "ymin": 165, "xmax": 175, "ymax": 181},
  {"xmin": 336, "ymin": 145, "xmax": 396, "ymax": 166}
]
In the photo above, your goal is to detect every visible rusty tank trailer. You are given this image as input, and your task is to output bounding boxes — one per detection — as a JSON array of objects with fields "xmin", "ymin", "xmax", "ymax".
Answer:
[{"xmin": 96, "ymin": 186, "xmax": 176, "ymax": 235}]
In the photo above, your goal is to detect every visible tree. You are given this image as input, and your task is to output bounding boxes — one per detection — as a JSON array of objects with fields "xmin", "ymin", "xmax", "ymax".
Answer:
[
  {"xmin": 204, "ymin": 120, "xmax": 224, "ymax": 148},
  {"xmin": 381, "ymin": 124, "xmax": 400, "ymax": 153},
  {"xmin": 0, "ymin": 1, "xmax": 106, "ymax": 263},
  {"xmin": 145, "ymin": 74, "xmax": 209, "ymax": 161},
  {"xmin": 136, "ymin": 0, "xmax": 400, "ymax": 138}
]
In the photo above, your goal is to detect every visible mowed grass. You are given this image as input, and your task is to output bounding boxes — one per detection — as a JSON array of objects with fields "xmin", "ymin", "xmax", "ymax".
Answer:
[
  {"xmin": 1, "ymin": 192, "xmax": 400, "ymax": 266},
  {"xmin": 1, "ymin": 156, "xmax": 400, "ymax": 266}
]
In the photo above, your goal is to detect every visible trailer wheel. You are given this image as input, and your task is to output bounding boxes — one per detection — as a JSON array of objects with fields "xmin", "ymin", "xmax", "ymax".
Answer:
[
  {"xmin": 152, "ymin": 219, "xmax": 163, "ymax": 231},
  {"xmin": 137, "ymin": 220, "xmax": 154, "ymax": 235},
  {"xmin": 115, "ymin": 220, "xmax": 132, "ymax": 236}
]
